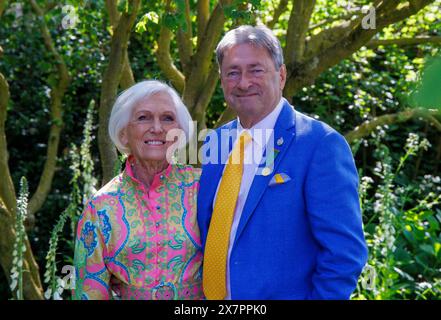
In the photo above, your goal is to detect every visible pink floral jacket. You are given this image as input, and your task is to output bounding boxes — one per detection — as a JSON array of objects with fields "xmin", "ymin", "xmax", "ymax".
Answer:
[{"xmin": 73, "ymin": 159, "xmax": 204, "ymax": 300}]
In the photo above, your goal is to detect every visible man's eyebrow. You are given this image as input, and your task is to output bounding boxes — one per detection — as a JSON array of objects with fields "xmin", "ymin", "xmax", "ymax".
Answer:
[
  {"xmin": 225, "ymin": 64, "xmax": 240, "ymax": 70},
  {"xmin": 248, "ymin": 63, "xmax": 263, "ymax": 68},
  {"xmin": 225, "ymin": 63, "xmax": 263, "ymax": 69}
]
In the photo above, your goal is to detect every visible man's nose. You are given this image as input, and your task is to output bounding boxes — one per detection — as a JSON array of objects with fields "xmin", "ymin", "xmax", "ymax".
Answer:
[{"xmin": 236, "ymin": 72, "xmax": 252, "ymax": 90}]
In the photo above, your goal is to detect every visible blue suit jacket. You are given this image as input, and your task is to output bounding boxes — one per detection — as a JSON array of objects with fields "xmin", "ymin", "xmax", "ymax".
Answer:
[{"xmin": 197, "ymin": 100, "xmax": 368, "ymax": 299}]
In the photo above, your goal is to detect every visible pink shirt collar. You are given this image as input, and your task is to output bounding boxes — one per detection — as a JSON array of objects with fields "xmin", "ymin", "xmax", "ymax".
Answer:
[{"xmin": 124, "ymin": 155, "xmax": 173, "ymax": 191}]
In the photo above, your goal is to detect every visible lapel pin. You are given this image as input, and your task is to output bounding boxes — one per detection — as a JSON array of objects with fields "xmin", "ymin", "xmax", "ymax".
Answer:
[
  {"xmin": 262, "ymin": 167, "xmax": 272, "ymax": 176},
  {"xmin": 277, "ymin": 137, "xmax": 284, "ymax": 146}
]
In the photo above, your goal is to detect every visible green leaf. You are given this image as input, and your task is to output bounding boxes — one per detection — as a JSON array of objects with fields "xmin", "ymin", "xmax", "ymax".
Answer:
[
  {"xmin": 419, "ymin": 244, "xmax": 434, "ymax": 255},
  {"xmin": 434, "ymin": 242, "xmax": 441, "ymax": 256}
]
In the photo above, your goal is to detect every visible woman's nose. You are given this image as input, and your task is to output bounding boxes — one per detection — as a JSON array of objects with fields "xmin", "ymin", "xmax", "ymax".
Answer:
[{"xmin": 149, "ymin": 118, "xmax": 163, "ymax": 133}]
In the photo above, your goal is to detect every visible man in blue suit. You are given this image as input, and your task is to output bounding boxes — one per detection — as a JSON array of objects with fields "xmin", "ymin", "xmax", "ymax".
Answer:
[{"xmin": 197, "ymin": 25, "xmax": 368, "ymax": 300}]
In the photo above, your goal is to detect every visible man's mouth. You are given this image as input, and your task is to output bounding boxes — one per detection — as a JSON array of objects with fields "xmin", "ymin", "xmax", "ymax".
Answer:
[
  {"xmin": 144, "ymin": 140, "xmax": 166, "ymax": 145},
  {"xmin": 236, "ymin": 93, "xmax": 258, "ymax": 97}
]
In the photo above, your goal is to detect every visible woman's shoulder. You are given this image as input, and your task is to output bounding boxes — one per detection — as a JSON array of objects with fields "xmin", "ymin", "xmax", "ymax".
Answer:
[{"xmin": 87, "ymin": 173, "xmax": 124, "ymax": 204}]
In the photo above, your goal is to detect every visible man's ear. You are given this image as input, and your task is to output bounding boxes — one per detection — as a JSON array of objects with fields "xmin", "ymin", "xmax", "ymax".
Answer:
[
  {"xmin": 219, "ymin": 68, "xmax": 226, "ymax": 91},
  {"xmin": 279, "ymin": 64, "xmax": 287, "ymax": 90}
]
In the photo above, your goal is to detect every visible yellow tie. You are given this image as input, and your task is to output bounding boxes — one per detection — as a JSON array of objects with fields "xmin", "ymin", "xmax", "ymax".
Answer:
[{"xmin": 203, "ymin": 131, "xmax": 252, "ymax": 300}]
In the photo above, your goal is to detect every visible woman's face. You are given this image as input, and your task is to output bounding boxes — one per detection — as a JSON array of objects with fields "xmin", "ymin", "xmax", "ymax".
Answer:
[{"xmin": 121, "ymin": 92, "xmax": 181, "ymax": 163}]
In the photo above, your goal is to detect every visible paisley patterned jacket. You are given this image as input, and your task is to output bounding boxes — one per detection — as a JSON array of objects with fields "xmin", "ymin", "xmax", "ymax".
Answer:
[{"xmin": 73, "ymin": 158, "xmax": 204, "ymax": 300}]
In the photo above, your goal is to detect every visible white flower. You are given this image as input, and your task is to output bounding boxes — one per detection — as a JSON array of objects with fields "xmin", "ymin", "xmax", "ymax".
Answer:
[
  {"xmin": 57, "ymin": 278, "xmax": 65, "ymax": 288},
  {"xmin": 57, "ymin": 286, "xmax": 64, "ymax": 295},
  {"xmin": 44, "ymin": 288, "xmax": 52, "ymax": 300},
  {"xmin": 17, "ymin": 260, "xmax": 23, "ymax": 267},
  {"xmin": 53, "ymin": 292, "xmax": 62, "ymax": 300},
  {"xmin": 10, "ymin": 271, "xmax": 19, "ymax": 279},
  {"xmin": 10, "ymin": 279, "xmax": 18, "ymax": 291}
]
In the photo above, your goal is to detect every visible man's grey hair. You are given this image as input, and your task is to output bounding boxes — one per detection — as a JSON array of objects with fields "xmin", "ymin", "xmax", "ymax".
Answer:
[
  {"xmin": 108, "ymin": 80, "xmax": 194, "ymax": 155},
  {"xmin": 216, "ymin": 25, "xmax": 284, "ymax": 70}
]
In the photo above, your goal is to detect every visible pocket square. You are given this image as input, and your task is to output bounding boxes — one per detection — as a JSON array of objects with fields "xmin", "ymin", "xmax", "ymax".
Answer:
[{"xmin": 268, "ymin": 173, "xmax": 291, "ymax": 186}]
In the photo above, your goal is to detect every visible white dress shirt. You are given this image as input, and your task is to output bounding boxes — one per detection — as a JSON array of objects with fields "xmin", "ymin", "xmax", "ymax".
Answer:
[{"xmin": 212, "ymin": 98, "xmax": 284, "ymax": 299}]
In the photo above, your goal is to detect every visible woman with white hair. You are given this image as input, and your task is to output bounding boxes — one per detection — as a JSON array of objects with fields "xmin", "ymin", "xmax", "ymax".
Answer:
[{"xmin": 73, "ymin": 80, "xmax": 204, "ymax": 300}]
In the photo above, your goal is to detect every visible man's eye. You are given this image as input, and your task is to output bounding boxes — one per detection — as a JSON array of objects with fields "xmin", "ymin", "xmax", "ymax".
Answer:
[
  {"xmin": 227, "ymin": 71, "xmax": 240, "ymax": 77},
  {"xmin": 251, "ymin": 69, "xmax": 264, "ymax": 75}
]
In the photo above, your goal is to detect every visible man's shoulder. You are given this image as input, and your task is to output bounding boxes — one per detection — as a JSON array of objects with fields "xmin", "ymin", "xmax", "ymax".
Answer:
[{"xmin": 293, "ymin": 107, "xmax": 341, "ymax": 139}]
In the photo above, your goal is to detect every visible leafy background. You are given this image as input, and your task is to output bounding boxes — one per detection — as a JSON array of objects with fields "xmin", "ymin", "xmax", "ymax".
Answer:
[{"xmin": 0, "ymin": 0, "xmax": 440, "ymax": 299}]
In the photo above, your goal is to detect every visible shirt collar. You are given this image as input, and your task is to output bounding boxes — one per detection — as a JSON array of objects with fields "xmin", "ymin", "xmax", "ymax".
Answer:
[
  {"xmin": 124, "ymin": 155, "xmax": 173, "ymax": 190},
  {"xmin": 237, "ymin": 98, "xmax": 284, "ymax": 148}
]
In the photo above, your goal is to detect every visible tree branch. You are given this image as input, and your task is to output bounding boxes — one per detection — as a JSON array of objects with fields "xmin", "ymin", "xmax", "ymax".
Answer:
[
  {"xmin": 267, "ymin": 0, "xmax": 289, "ymax": 29},
  {"xmin": 44, "ymin": 1, "xmax": 58, "ymax": 13},
  {"xmin": 120, "ymin": 50, "xmax": 135, "ymax": 89},
  {"xmin": 98, "ymin": 0, "xmax": 141, "ymax": 184},
  {"xmin": 345, "ymin": 108, "xmax": 441, "ymax": 144},
  {"xmin": 105, "ymin": 0, "xmax": 135, "ymax": 90},
  {"xmin": 0, "ymin": 0, "xmax": 7, "ymax": 17},
  {"xmin": 156, "ymin": 25, "xmax": 186, "ymax": 93},
  {"xmin": 0, "ymin": 72, "xmax": 16, "ymax": 214},
  {"xmin": 284, "ymin": 0, "xmax": 436, "ymax": 98},
  {"xmin": 105, "ymin": 0, "xmax": 119, "ymax": 26},
  {"xmin": 156, "ymin": 0, "xmax": 185, "ymax": 93},
  {"xmin": 308, "ymin": 9, "xmax": 361, "ymax": 32},
  {"xmin": 285, "ymin": 0, "xmax": 316, "ymax": 65},
  {"xmin": 303, "ymin": 1, "xmax": 385, "ymax": 63},
  {"xmin": 192, "ymin": 64, "xmax": 219, "ymax": 129},
  {"xmin": 176, "ymin": 0, "xmax": 193, "ymax": 76},
  {"xmin": 197, "ymin": 0, "xmax": 209, "ymax": 47},
  {"xmin": 183, "ymin": 0, "xmax": 231, "ymax": 112},
  {"xmin": 29, "ymin": 0, "xmax": 71, "ymax": 216},
  {"xmin": 366, "ymin": 36, "xmax": 441, "ymax": 48},
  {"xmin": 213, "ymin": 105, "xmax": 235, "ymax": 128}
]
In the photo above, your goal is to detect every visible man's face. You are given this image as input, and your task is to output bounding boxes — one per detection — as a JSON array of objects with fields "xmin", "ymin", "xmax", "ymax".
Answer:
[{"xmin": 220, "ymin": 43, "xmax": 286, "ymax": 128}]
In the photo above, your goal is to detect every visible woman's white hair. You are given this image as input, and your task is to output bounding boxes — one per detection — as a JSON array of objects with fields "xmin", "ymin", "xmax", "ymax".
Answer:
[{"xmin": 108, "ymin": 80, "xmax": 194, "ymax": 155}]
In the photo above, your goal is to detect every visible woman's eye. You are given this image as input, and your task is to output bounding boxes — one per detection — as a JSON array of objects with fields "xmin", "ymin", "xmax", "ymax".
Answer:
[
  {"xmin": 136, "ymin": 114, "xmax": 152, "ymax": 122},
  {"xmin": 163, "ymin": 115, "xmax": 175, "ymax": 122}
]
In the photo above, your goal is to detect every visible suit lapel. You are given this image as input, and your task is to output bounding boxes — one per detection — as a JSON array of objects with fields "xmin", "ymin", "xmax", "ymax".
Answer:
[{"xmin": 233, "ymin": 101, "xmax": 297, "ymax": 244}]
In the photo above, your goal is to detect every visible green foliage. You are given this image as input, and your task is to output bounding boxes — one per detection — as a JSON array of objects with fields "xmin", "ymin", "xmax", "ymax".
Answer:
[
  {"xmin": 353, "ymin": 133, "xmax": 440, "ymax": 299},
  {"xmin": 42, "ymin": 100, "xmax": 97, "ymax": 300},
  {"xmin": 9, "ymin": 177, "xmax": 29, "ymax": 300},
  {"xmin": 1, "ymin": 0, "xmax": 440, "ymax": 300},
  {"xmin": 409, "ymin": 54, "xmax": 441, "ymax": 110}
]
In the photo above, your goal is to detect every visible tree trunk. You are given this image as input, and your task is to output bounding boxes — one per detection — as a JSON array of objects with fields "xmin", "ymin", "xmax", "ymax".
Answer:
[{"xmin": 98, "ymin": 0, "xmax": 141, "ymax": 184}]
